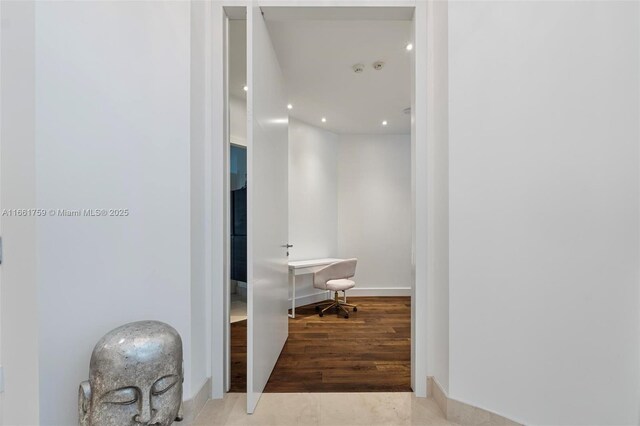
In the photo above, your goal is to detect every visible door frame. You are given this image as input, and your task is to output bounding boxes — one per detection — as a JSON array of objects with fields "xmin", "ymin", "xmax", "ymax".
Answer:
[{"xmin": 208, "ymin": 0, "xmax": 430, "ymax": 400}]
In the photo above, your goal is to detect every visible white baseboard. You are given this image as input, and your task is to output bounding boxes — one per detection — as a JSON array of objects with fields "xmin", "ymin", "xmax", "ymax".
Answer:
[
  {"xmin": 182, "ymin": 377, "xmax": 211, "ymax": 424},
  {"xmin": 289, "ymin": 287, "xmax": 410, "ymax": 307},
  {"xmin": 427, "ymin": 376, "xmax": 522, "ymax": 426}
]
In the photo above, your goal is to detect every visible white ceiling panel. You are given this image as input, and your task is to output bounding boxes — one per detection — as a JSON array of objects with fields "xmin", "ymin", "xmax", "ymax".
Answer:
[{"xmin": 230, "ymin": 15, "xmax": 412, "ymax": 134}]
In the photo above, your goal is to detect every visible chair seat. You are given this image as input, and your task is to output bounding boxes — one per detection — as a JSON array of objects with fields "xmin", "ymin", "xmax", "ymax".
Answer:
[{"xmin": 325, "ymin": 278, "xmax": 355, "ymax": 291}]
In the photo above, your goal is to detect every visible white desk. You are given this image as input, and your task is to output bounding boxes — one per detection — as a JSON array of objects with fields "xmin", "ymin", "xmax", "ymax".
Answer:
[{"xmin": 288, "ymin": 258, "xmax": 343, "ymax": 318}]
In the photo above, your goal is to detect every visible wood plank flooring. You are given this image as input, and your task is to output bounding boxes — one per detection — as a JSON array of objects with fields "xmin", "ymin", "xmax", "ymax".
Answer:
[
  {"xmin": 229, "ymin": 296, "xmax": 411, "ymax": 393},
  {"xmin": 229, "ymin": 319, "xmax": 247, "ymax": 393}
]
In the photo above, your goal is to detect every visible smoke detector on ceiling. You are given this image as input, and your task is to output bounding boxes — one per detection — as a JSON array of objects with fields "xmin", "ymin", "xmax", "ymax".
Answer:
[
  {"xmin": 373, "ymin": 61, "xmax": 385, "ymax": 70},
  {"xmin": 352, "ymin": 63, "xmax": 365, "ymax": 73}
]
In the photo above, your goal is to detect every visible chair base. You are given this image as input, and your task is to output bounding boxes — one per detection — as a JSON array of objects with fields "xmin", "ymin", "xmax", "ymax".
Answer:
[{"xmin": 315, "ymin": 291, "xmax": 357, "ymax": 318}]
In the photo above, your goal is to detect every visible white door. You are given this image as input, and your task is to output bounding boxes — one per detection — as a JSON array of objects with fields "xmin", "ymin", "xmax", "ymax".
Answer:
[{"xmin": 246, "ymin": 4, "xmax": 289, "ymax": 414}]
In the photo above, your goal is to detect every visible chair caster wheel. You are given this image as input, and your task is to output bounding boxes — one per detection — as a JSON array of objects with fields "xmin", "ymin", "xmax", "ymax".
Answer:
[
  {"xmin": 344, "ymin": 314, "xmax": 349, "ymax": 319},
  {"xmin": 319, "ymin": 312, "xmax": 324, "ymax": 317},
  {"xmin": 315, "ymin": 305, "xmax": 320, "ymax": 312},
  {"xmin": 353, "ymin": 307, "xmax": 357, "ymax": 312}
]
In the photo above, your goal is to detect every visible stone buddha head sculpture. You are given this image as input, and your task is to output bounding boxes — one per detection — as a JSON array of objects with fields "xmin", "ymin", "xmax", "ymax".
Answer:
[{"xmin": 79, "ymin": 321, "xmax": 184, "ymax": 426}]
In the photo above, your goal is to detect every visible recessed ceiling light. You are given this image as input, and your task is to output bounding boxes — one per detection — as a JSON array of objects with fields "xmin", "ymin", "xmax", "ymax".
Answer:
[
  {"xmin": 243, "ymin": 85, "xmax": 248, "ymax": 92},
  {"xmin": 287, "ymin": 104, "xmax": 293, "ymax": 110},
  {"xmin": 382, "ymin": 120, "xmax": 388, "ymax": 126},
  {"xmin": 321, "ymin": 117, "xmax": 327, "ymax": 123},
  {"xmin": 405, "ymin": 43, "xmax": 413, "ymax": 51}
]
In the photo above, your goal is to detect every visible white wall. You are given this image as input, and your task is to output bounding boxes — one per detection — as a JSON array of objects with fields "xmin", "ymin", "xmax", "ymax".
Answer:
[
  {"xmin": 425, "ymin": 0, "xmax": 449, "ymax": 395},
  {"xmin": 190, "ymin": 0, "xmax": 212, "ymax": 401},
  {"xmin": 448, "ymin": 1, "xmax": 640, "ymax": 424},
  {"xmin": 337, "ymin": 134, "xmax": 412, "ymax": 293},
  {"xmin": 230, "ymin": 96, "xmax": 247, "ymax": 147},
  {"xmin": 0, "ymin": 2, "xmax": 39, "ymax": 424},
  {"xmin": 34, "ymin": 2, "xmax": 194, "ymax": 424},
  {"xmin": 287, "ymin": 127, "xmax": 412, "ymax": 298},
  {"xmin": 288, "ymin": 119, "xmax": 339, "ymax": 299}
]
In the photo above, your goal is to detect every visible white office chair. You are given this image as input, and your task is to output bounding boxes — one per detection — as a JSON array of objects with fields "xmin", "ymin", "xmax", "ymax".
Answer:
[{"xmin": 313, "ymin": 258, "xmax": 358, "ymax": 318}]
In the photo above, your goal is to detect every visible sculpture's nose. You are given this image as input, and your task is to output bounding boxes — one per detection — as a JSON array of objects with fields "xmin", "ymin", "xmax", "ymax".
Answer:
[{"xmin": 133, "ymin": 393, "xmax": 156, "ymax": 425}]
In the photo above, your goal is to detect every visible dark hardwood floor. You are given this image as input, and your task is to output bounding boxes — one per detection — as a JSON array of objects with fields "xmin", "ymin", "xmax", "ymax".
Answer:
[
  {"xmin": 229, "ymin": 296, "xmax": 411, "ymax": 393},
  {"xmin": 229, "ymin": 319, "xmax": 247, "ymax": 393}
]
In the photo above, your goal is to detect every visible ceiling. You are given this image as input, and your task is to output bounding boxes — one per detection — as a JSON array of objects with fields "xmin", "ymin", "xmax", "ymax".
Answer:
[
  {"xmin": 262, "ymin": 6, "xmax": 414, "ymax": 21},
  {"xmin": 229, "ymin": 15, "xmax": 412, "ymax": 135},
  {"xmin": 229, "ymin": 20, "xmax": 247, "ymax": 100}
]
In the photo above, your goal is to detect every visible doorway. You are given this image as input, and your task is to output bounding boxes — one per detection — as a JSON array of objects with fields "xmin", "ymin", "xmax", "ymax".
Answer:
[
  {"xmin": 213, "ymin": 2, "xmax": 429, "ymax": 414},
  {"xmin": 228, "ymin": 17, "xmax": 249, "ymax": 394},
  {"xmin": 263, "ymin": 12, "xmax": 414, "ymax": 394}
]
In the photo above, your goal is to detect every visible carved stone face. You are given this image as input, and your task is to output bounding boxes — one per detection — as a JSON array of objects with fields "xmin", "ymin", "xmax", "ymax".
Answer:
[{"xmin": 79, "ymin": 321, "xmax": 183, "ymax": 426}]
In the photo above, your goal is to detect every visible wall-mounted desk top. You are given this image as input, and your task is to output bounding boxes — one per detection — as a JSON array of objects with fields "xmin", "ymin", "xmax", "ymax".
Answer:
[
  {"xmin": 289, "ymin": 258, "xmax": 342, "ymax": 271},
  {"xmin": 288, "ymin": 258, "xmax": 343, "ymax": 318}
]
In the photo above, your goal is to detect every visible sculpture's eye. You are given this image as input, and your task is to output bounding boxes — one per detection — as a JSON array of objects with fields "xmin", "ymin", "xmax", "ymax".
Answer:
[
  {"xmin": 102, "ymin": 387, "xmax": 138, "ymax": 405},
  {"xmin": 151, "ymin": 375, "xmax": 179, "ymax": 396}
]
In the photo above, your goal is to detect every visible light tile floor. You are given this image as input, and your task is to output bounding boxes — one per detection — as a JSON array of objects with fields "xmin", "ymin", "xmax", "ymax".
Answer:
[{"xmin": 192, "ymin": 392, "xmax": 458, "ymax": 426}]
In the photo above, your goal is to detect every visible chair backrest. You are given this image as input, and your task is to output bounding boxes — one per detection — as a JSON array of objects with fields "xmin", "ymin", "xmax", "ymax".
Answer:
[{"xmin": 313, "ymin": 258, "xmax": 358, "ymax": 290}]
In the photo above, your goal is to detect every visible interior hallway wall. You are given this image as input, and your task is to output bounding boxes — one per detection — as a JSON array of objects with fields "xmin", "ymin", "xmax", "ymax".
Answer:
[
  {"xmin": 337, "ymin": 134, "xmax": 412, "ymax": 293},
  {"xmin": 0, "ymin": 1, "xmax": 39, "ymax": 424},
  {"xmin": 425, "ymin": 0, "xmax": 450, "ymax": 395},
  {"xmin": 448, "ymin": 1, "xmax": 640, "ymax": 424},
  {"xmin": 190, "ymin": 0, "xmax": 212, "ymax": 403},
  {"xmin": 34, "ymin": 2, "xmax": 194, "ymax": 424}
]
